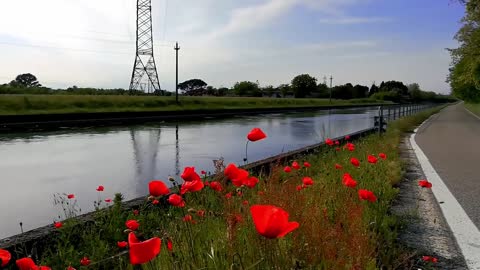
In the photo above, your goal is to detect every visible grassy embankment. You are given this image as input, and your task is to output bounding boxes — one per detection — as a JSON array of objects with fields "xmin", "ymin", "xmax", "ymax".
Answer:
[
  {"xmin": 465, "ymin": 102, "xmax": 480, "ymax": 117},
  {"xmin": 3, "ymin": 106, "xmax": 444, "ymax": 270},
  {"xmin": 0, "ymin": 95, "xmax": 387, "ymax": 115}
]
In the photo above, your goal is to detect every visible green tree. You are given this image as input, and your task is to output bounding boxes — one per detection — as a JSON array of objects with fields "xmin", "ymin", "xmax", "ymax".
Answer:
[
  {"xmin": 277, "ymin": 84, "xmax": 291, "ymax": 98},
  {"xmin": 178, "ymin": 79, "xmax": 208, "ymax": 96},
  {"xmin": 263, "ymin": 85, "xmax": 275, "ymax": 97},
  {"xmin": 291, "ymin": 74, "xmax": 317, "ymax": 98},
  {"xmin": 233, "ymin": 81, "xmax": 259, "ymax": 97},
  {"xmin": 10, "ymin": 73, "xmax": 41, "ymax": 88},
  {"xmin": 352, "ymin": 84, "xmax": 369, "ymax": 98},
  {"xmin": 369, "ymin": 84, "xmax": 379, "ymax": 97}
]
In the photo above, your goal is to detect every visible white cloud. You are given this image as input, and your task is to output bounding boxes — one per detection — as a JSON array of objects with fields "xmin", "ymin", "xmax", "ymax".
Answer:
[{"xmin": 319, "ymin": 16, "xmax": 392, "ymax": 24}]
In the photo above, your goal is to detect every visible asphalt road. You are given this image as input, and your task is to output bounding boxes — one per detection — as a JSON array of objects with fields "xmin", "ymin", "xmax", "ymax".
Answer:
[{"xmin": 416, "ymin": 103, "xmax": 480, "ymax": 230}]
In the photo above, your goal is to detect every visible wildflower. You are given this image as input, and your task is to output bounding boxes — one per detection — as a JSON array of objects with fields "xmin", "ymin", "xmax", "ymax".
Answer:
[
  {"xmin": 152, "ymin": 199, "xmax": 159, "ymax": 205},
  {"xmin": 303, "ymin": 161, "xmax": 311, "ymax": 168},
  {"xmin": 54, "ymin": 222, "xmax": 63, "ymax": 229},
  {"xmin": 247, "ymin": 128, "xmax": 267, "ymax": 142},
  {"xmin": 345, "ymin": 135, "xmax": 351, "ymax": 140},
  {"xmin": 204, "ymin": 181, "xmax": 210, "ymax": 186},
  {"xmin": 167, "ymin": 238, "xmax": 173, "ymax": 252},
  {"xmin": 225, "ymin": 192, "xmax": 233, "ymax": 199},
  {"xmin": 335, "ymin": 140, "xmax": 340, "ymax": 145},
  {"xmin": 367, "ymin": 155, "xmax": 378, "ymax": 164},
  {"xmin": 258, "ymin": 191, "xmax": 265, "ymax": 196},
  {"xmin": 250, "ymin": 205, "xmax": 299, "ymax": 239},
  {"xmin": 345, "ymin": 142, "xmax": 355, "ymax": 151},
  {"xmin": 180, "ymin": 179, "xmax": 204, "ymax": 195},
  {"xmin": 67, "ymin": 194, "xmax": 75, "ymax": 199},
  {"xmin": 181, "ymin": 167, "xmax": 201, "ymax": 182},
  {"xmin": 350, "ymin": 157, "xmax": 360, "ymax": 167},
  {"xmin": 379, "ymin": 153, "xmax": 387, "ymax": 159},
  {"xmin": 244, "ymin": 176, "xmax": 259, "ymax": 188},
  {"xmin": 237, "ymin": 191, "xmax": 243, "ymax": 197},
  {"xmin": 126, "ymin": 220, "xmax": 140, "ymax": 231},
  {"xmin": 342, "ymin": 173, "xmax": 357, "ymax": 188},
  {"xmin": 336, "ymin": 147, "xmax": 341, "ymax": 151},
  {"xmin": 242, "ymin": 200, "xmax": 249, "ymax": 205},
  {"xmin": 128, "ymin": 232, "xmax": 161, "ymax": 265},
  {"xmin": 67, "ymin": 266, "xmax": 76, "ymax": 270},
  {"xmin": 167, "ymin": 194, "xmax": 185, "ymax": 207},
  {"xmin": 209, "ymin": 181, "xmax": 223, "ymax": 192},
  {"xmin": 418, "ymin": 180, "xmax": 432, "ymax": 188},
  {"xmin": 201, "ymin": 170, "xmax": 207, "ymax": 175},
  {"xmin": 118, "ymin": 241, "xmax": 128, "ymax": 248},
  {"xmin": 183, "ymin": 215, "xmax": 193, "ymax": 223},
  {"xmin": 0, "ymin": 249, "xmax": 11, "ymax": 267},
  {"xmin": 422, "ymin": 256, "xmax": 438, "ymax": 263},
  {"xmin": 296, "ymin": 185, "xmax": 303, "ymax": 191},
  {"xmin": 335, "ymin": 164, "xmax": 343, "ymax": 170},
  {"xmin": 197, "ymin": 210, "xmax": 206, "ymax": 217},
  {"xmin": 148, "ymin": 180, "xmax": 170, "ymax": 197},
  {"xmin": 224, "ymin": 164, "xmax": 249, "ymax": 187},
  {"xmin": 16, "ymin": 258, "xmax": 51, "ymax": 270},
  {"xmin": 80, "ymin": 257, "xmax": 91, "ymax": 266},
  {"xmin": 302, "ymin": 177, "xmax": 314, "ymax": 186},
  {"xmin": 325, "ymin": 138, "xmax": 334, "ymax": 146},
  {"xmin": 96, "ymin": 185, "xmax": 104, "ymax": 192},
  {"xmin": 284, "ymin": 166, "xmax": 292, "ymax": 173},
  {"xmin": 105, "ymin": 198, "xmax": 112, "ymax": 203},
  {"xmin": 292, "ymin": 161, "xmax": 301, "ymax": 170},
  {"xmin": 358, "ymin": 189, "xmax": 377, "ymax": 202},
  {"xmin": 133, "ymin": 209, "xmax": 139, "ymax": 216}
]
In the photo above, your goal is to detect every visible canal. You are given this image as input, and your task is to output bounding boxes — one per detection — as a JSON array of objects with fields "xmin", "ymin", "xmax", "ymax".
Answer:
[{"xmin": 0, "ymin": 107, "xmax": 379, "ymax": 239}]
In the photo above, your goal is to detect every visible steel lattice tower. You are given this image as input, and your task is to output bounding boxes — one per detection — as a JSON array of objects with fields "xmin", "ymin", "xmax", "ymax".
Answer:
[{"xmin": 129, "ymin": 0, "xmax": 161, "ymax": 94}]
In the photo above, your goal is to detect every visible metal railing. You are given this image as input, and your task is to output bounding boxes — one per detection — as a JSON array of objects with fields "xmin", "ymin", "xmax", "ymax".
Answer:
[{"xmin": 374, "ymin": 103, "xmax": 440, "ymax": 133}]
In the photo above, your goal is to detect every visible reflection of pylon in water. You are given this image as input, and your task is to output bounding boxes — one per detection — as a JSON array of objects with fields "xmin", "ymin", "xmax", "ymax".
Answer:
[
  {"xmin": 130, "ymin": 129, "xmax": 161, "ymax": 185},
  {"xmin": 175, "ymin": 125, "xmax": 180, "ymax": 177}
]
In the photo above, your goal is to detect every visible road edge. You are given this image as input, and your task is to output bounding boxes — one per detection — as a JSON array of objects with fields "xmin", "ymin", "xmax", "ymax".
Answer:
[{"xmin": 411, "ymin": 114, "xmax": 480, "ymax": 269}]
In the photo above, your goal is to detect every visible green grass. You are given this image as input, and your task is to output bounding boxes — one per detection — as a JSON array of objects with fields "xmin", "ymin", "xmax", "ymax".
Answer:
[
  {"xmin": 465, "ymin": 102, "xmax": 480, "ymax": 117},
  {"xmin": 0, "ymin": 95, "xmax": 388, "ymax": 115},
  {"xmin": 2, "ymin": 106, "xmax": 444, "ymax": 270}
]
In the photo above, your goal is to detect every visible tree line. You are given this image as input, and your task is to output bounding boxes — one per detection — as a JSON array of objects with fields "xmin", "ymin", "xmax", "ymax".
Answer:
[
  {"xmin": 1, "ymin": 73, "xmax": 453, "ymax": 103},
  {"xmin": 448, "ymin": 0, "xmax": 480, "ymax": 102}
]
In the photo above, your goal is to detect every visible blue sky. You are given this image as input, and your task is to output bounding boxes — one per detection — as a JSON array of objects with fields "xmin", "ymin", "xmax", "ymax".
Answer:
[{"xmin": 0, "ymin": 0, "xmax": 466, "ymax": 94}]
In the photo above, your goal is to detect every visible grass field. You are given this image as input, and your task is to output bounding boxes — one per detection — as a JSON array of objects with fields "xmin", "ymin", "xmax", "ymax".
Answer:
[
  {"xmin": 0, "ymin": 106, "xmax": 444, "ymax": 269},
  {"xmin": 465, "ymin": 102, "xmax": 480, "ymax": 117},
  {"xmin": 0, "ymin": 95, "xmax": 387, "ymax": 115}
]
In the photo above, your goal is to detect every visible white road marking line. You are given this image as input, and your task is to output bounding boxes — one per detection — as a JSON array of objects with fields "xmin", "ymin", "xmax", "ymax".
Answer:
[
  {"xmin": 411, "ymin": 125, "xmax": 480, "ymax": 269},
  {"xmin": 464, "ymin": 106, "xmax": 480, "ymax": 121}
]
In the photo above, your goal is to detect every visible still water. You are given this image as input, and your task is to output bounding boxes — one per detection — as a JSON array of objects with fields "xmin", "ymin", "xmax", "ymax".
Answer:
[{"xmin": 0, "ymin": 107, "xmax": 379, "ymax": 239}]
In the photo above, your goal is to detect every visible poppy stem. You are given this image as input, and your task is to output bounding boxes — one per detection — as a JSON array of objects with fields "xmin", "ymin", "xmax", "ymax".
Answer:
[{"xmin": 245, "ymin": 141, "xmax": 249, "ymax": 164}]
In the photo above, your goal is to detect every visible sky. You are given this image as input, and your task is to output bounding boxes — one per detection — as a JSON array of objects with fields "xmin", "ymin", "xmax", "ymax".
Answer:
[{"xmin": 0, "ymin": 0, "xmax": 466, "ymax": 94}]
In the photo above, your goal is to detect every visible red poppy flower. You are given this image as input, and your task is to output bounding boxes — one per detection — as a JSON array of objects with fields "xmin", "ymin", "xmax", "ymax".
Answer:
[
  {"xmin": 126, "ymin": 220, "xmax": 140, "ymax": 231},
  {"xmin": 358, "ymin": 189, "xmax": 377, "ymax": 202},
  {"xmin": 303, "ymin": 161, "xmax": 311, "ymax": 168},
  {"xmin": 16, "ymin": 258, "xmax": 37, "ymax": 270},
  {"xmin": 237, "ymin": 191, "xmax": 243, "ymax": 197},
  {"xmin": 242, "ymin": 200, "xmax": 249, "ymax": 205},
  {"xmin": 345, "ymin": 142, "xmax": 355, "ymax": 151},
  {"xmin": 181, "ymin": 167, "xmax": 201, "ymax": 182},
  {"xmin": 224, "ymin": 163, "xmax": 238, "ymax": 178},
  {"xmin": 180, "ymin": 180, "xmax": 204, "ymax": 195},
  {"xmin": 258, "ymin": 191, "xmax": 265, "ymax": 196},
  {"xmin": 183, "ymin": 215, "xmax": 193, "ymax": 222},
  {"xmin": 302, "ymin": 177, "xmax": 314, "ymax": 186},
  {"xmin": 231, "ymin": 169, "xmax": 250, "ymax": 187},
  {"xmin": 96, "ymin": 185, "xmax": 104, "ymax": 192},
  {"xmin": 250, "ymin": 205, "xmax": 299, "ymax": 239},
  {"xmin": 379, "ymin": 153, "xmax": 387, "ymax": 159},
  {"xmin": 209, "ymin": 181, "xmax": 223, "ymax": 192},
  {"xmin": 167, "ymin": 194, "xmax": 185, "ymax": 207},
  {"xmin": 336, "ymin": 147, "xmax": 341, "ymax": 151},
  {"xmin": 117, "ymin": 241, "xmax": 128, "ymax": 248},
  {"xmin": 201, "ymin": 170, "xmax": 207, "ymax": 175},
  {"xmin": 67, "ymin": 194, "xmax": 75, "ymax": 199},
  {"xmin": 152, "ymin": 199, "xmax": 159, "ymax": 205},
  {"xmin": 148, "ymin": 180, "xmax": 170, "ymax": 197},
  {"xmin": 54, "ymin": 222, "xmax": 62, "ymax": 229},
  {"xmin": 335, "ymin": 140, "xmax": 340, "ymax": 145},
  {"xmin": 418, "ymin": 180, "xmax": 432, "ymax": 188},
  {"xmin": 128, "ymin": 232, "xmax": 161, "ymax": 265},
  {"xmin": 350, "ymin": 158, "xmax": 360, "ymax": 167},
  {"xmin": 325, "ymin": 138, "xmax": 334, "ymax": 146},
  {"xmin": 422, "ymin": 256, "xmax": 438, "ymax": 263},
  {"xmin": 335, "ymin": 164, "xmax": 342, "ymax": 170},
  {"xmin": 167, "ymin": 238, "xmax": 173, "ymax": 252},
  {"xmin": 296, "ymin": 185, "xmax": 303, "ymax": 191},
  {"xmin": 0, "ymin": 249, "xmax": 11, "ymax": 267},
  {"xmin": 105, "ymin": 198, "xmax": 112, "ymax": 203},
  {"xmin": 67, "ymin": 266, "xmax": 76, "ymax": 270},
  {"xmin": 292, "ymin": 161, "xmax": 301, "ymax": 170},
  {"xmin": 283, "ymin": 166, "xmax": 292, "ymax": 173},
  {"xmin": 225, "ymin": 192, "xmax": 233, "ymax": 199},
  {"xmin": 367, "ymin": 155, "xmax": 378, "ymax": 164},
  {"xmin": 247, "ymin": 128, "xmax": 267, "ymax": 142},
  {"xmin": 80, "ymin": 257, "xmax": 91, "ymax": 266},
  {"xmin": 244, "ymin": 176, "xmax": 259, "ymax": 188},
  {"xmin": 204, "ymin": 181, "xmax": 210, "ymax": 186},
  {"xmin": 345, "ymin": 135, "xmax": 351, "ymax": 140},
  {"xmin": 197, "ymin": 210, "xmax": 206, "ymax": 217},
  {"xmin": 133, "ymin": 209, "xmax": 139, "ymax": 216},
  {"xmin": 342, "ymin": 173, "xmax": 357, "ymax": 188}
]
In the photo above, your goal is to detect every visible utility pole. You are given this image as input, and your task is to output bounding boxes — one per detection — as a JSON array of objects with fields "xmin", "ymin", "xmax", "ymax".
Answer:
[
  {"xmin": 323, "ymin": 76, "xmax": 327, "ymax": 85},
  {"xmin": 174, "ymin": 42, "xmax": 180, "ymax": 104},
  {"xmin": 329, "ymin": 75, "xmax": 333, "ymax": 102}
]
